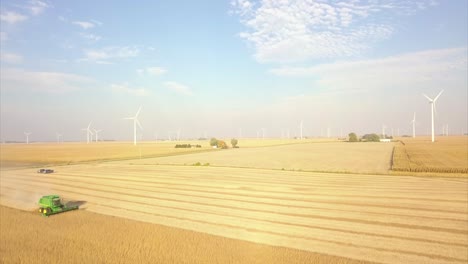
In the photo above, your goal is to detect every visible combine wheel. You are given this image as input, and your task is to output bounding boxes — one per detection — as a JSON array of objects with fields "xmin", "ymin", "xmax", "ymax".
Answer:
[{"xmin": 43, "ymin": 208, "xmax": 51, "ymax": 215}]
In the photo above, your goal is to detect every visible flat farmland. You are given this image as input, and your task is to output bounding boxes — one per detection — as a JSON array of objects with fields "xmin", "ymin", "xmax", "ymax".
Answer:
[
  {"xmin": 1, "ymin": 163, "xmax": 467, "ymax": 264},
  {"xmin": 0, "ymin": 141, "xmax": 213, "ymax": 168},
  {"xmin": 127, "ymin": 142, "xmax": 395, "ymax": 174}
]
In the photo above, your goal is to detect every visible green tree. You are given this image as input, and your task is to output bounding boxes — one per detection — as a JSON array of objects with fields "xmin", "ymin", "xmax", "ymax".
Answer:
[
  {"xmin": 209, "ymin": 138, "xmax": 218, "ymax": 147},
  {"xmin": 231, "ymin": 138, "xmax": 238, "ymax": 148},
  {"xmin": 362, "ymin": 133, "xmax": 380, "ymax": 142},
  {"xmin": 348, "ymin": 133, "xmax": 358, "ymax": 142}
]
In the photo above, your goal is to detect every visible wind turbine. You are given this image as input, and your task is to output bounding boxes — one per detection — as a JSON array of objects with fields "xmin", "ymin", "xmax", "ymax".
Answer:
[
  {"xmin": 124, "ymin": 106, "xmax": 143, "ymax": 145},
  {"xmin": 423, "ymin": 90, "xmax": 443, "ymax": 143},
  {"xmin": 56, "ymin": 133, "xmax": 62, "ymax": 144},
  {"xmin": 411, "ymin": 112, "xmax": 416, "ymax": 138},
  {"xmin": 382, "ymin": 124, "xmax": 386, "ymax": 139},
  {"xmin": 94, "ymin": 129, "xmax": 102, "ymax": 142},
  {"xmin": 299, "ymin": 120, "xmax": 303, "ymax": 140},
  {"xmin": 81, "ymin": 122, "xmax": 93, "ymax": 144},
  {"xmin": 24, "ymin": 132, "xmax": 31, "ymax": 144}
]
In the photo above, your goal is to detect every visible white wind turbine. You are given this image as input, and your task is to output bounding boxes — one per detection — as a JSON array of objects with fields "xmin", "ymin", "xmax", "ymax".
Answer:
[
  {"xmin": 81, "ymin": 122, "xmax": 93, "ymax": 144},
  {"xmin": 24, "ymin": 132, "xmax": 31, "ymax": 144},
  {"xmin": 56, "ymin": 133, "xmax": 62, "ymax": 144},
  {"xmin": 299, "ymin": 120, "xmax": 303, "ymax": 140},
  {"xmin": 382, "ymin": 124, "xmax": 386, "ymax": 139},
  {"xmin": 423, "ymin": 90, "xmax": 444, "ymax": 143},
  {"xmin": 124, "ymin": 106, "xmax": 142, "ymax": 145},
  {"xmin": 411, "ymin": 112, "xmax": 416, "ymax": 138},
  {"xmin": 94, "ymin": 129, "xmax": 102, "ymax": 142}
]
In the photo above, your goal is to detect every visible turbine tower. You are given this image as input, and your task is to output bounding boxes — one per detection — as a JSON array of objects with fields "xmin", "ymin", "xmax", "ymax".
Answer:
[
  {"xmin": 299, "ymin": 120, "xmax": 303, "ymax": 140},
  {"xmin": 81, "ymin": 122, "xmax": 93, "ymax": 144},
  {"xmin": 56, "ymin": 133, "xmax": 62, "ymax": 144},
  {"xmin": 24, "ymin": 132, "xmax": 31, "ymax": 144},
  {"xmin": 423, "ymin": 90, "xmax": 443, "ymax": 143},
  {"xmin": 94, "ymin": 129, "xmax": 102, "ymax": 142},
  {"xmin": 411, "ymin": 112, "xmax": 416, "ymax": 138},
  {"xmin": 124, "ymin": 106, "xmax": 143, "ymax": 145},
  {"xmin": 382, "ymin": 124, "xmax": 386, "ymax": 139}
]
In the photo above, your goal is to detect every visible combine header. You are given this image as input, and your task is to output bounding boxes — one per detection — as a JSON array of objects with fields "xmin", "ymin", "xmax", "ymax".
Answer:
[{"xmin": 38, "ymin": 195, "xmax": 78, "ymax": 217}]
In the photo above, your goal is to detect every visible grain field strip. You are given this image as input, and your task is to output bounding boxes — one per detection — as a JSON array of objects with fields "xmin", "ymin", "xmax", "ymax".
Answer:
[
  {"xmin": 75, "ymin": 165, "xmax": 467, "ymax": 190},
  {"xmin": 59, "ymin": 166, "xmax": 468, "ymax": 196},
  {"xmin": 60, "ymin": 163, "xmax": 465, "ymax": 189},
  {"xmin": 3, "ymin": 178, "xmax": 467, "ymax": 247},
  {"xmin": 2, "ymin": 175, "xmax": 467, "ymax": 222},
  {"xmin": 52, "ymin": 169, "xmax": 468, "ymax": 203},
  {"xmin": 2, "ymin": 179, "xmax": 466, "ymax": 234},
  {"xmin": 11, "ymin": 171, "xmax": 467, "ymax": 213}
]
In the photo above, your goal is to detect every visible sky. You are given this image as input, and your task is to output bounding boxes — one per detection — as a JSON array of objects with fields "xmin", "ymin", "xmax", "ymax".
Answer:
[{"xmin": 0, "ymin": 0, "xmax": 467, "ymax": 142}]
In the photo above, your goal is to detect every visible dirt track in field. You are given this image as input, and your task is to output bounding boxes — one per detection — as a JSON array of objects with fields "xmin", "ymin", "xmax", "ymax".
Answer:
[{"xmin": 1, "ymin": 163, "xmax": 467, "ymax": 264}]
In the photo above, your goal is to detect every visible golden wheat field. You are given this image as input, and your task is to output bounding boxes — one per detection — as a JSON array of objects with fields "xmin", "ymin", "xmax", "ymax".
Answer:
[
  {"xmin": 1, "ymin": 206, "xmax": 369, "ymax": 264},
  {"xmin": 1, "ymin": 161, "xmax": 467, "ymax": 264},
  {"xmin": 392, "ymin": 136, "xmax": 468, "ymax": 174}
]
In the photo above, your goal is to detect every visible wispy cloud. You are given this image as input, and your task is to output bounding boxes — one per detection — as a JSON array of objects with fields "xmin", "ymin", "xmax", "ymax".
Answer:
[
  {"xmin": 80, "ymin": 46, "xmax": 140, "ymax": 64},
  {"xmin": 72, "ymin": 21, "xmax": 95, "ymax": 30},
  {"xmin": 27, "ymin": 0, "xmax": 50, "ymax": 15},
  {"xmin": 110, "ymin": 83, "xmax": 148, "ymax": 97},
  {"xmin": 80, "ymin": 33, "xmax": 101, "ymax": 42},
  {"xmin": 164, "ymin": 81, "xmax": 193, "ymax": 96},
  {"xmin": 0, "ymin": 11, "xmax": 28, "ymax": 24},
  {"xmin": 231, "ymin": 0, "xmax": 437, "ymax": 63},
  {"xmin": 0, "ymin": 52, "xmax": 23, "ymax": 64},
  {"xmin": 0, "ymin": 68, "xmax": 93, "ymax": 93},
  {"xmin": 270, "ymin": 47, "xmax": 467, "ymax": 92},
  {"xmin": 137, "ymin": 67, "xmax": 167, "ymax": 76}
]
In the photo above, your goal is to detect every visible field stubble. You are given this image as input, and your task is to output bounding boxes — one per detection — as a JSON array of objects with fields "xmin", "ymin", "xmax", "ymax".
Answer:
[{"xmin": 1, "ymin": 163, "xmax": 466, "ymax": 264}]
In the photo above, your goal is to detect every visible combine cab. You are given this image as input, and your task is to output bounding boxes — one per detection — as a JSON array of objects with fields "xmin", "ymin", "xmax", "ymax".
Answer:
[{"xmin": 38, "ymin": 195, "xmax": 78, "ymax": 217}]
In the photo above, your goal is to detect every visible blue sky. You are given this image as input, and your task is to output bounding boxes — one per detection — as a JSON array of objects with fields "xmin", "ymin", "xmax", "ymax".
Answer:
[{"xmin": 1, "ymin": 0, "xmax": 467, "ymax": 142}]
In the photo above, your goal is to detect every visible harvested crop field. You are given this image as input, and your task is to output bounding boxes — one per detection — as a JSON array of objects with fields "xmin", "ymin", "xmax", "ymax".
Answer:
[
  {"xmin": 1, "ymin": 163, "xmax": 467, "ymax": 264},
  {"xmin": 392, "ymin": 136, "xmax": 468, "ymax": 174},
  {"xmin": 128, "ymin": 142, "xmax": 395, "ymax": 174},
  {"xmin": 0, "ymin": 141, "xmax": 213, "ymax": 168}
]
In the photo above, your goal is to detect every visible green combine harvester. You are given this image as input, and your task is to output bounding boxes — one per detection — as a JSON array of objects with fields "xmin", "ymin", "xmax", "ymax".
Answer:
[{"xmin": 38, "ymin": 195, "xmax": 78, "ymax": 216}]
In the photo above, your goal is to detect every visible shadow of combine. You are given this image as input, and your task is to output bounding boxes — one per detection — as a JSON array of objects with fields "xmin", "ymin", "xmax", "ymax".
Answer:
[{"xmin": 65, "ymin": 200, "xmax": 87, "ymax": 208}]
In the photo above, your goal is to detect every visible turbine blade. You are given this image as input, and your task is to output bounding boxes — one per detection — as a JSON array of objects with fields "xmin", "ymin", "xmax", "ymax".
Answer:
[
  {"xmin": 433, "ymin": 90, "xmax": 444, "ymax": 102},
  {"xmin": 422, "ymin": 94, "xmax": 432, "ymax": 102},
  {"xmin": 123, "ymin": 117, "xmax": 134, "ymax": 120},
  {"xmin": 88, "ymin": 122, "xmax": 92, "ymax": 129},
  {"xmin": 135, "ymin": 106, "xmax": 142, "ymax": 118},
  {"xmin": 136, "ymin": 119, "xmax": 143, "ymax": 130}
]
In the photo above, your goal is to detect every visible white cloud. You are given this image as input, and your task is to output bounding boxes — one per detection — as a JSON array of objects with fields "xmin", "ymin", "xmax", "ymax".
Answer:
[
  {"xmin": 147, "ymin": 67, "xmax": 167, "ymax": 76},
  {"xmin": 72, "ymin": 21, "xmax": 95, "ymax": 30},
  {"xmin": 231, "ymin": 0, "xmax": 436, "ymax": 63},
  {"xmin": 80, "ymin": 33, "xmax": 101, "ymax": 42},
  {"xmin": 1, "ymin": 68, "xmax": 93, "ymax": 93},
  {"xmin": 0, "ymin": 11, "xmax": 28, "ymax": 24},
  {"xmin": 27, "ymin": 0, "xmax": 50, "ymax": 15},
  {"xmin": 270, "ymin": 47, "xmax": 467, "ymax": 92},
  {"xmin": 110, "ymin": 83, "xmax": 148, "ymax": 97},
  {"xmin": 164, "ymin": 81, "xmax": 193, "ymax": 96},
  {"xmin": 0, "ymin": 52, "xmax": 23, "ymax": 64},
  {"xmin": 81, "ymin": 46, "xmax": 140, "ymax": 63}
]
